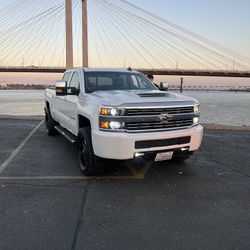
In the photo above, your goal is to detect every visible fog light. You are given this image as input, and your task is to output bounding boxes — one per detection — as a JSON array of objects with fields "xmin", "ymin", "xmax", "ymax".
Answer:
[
  {"xmin": 109, "ymin": 121, "xmax": 121, "ymax": 129},
  {"xmin": 193, "ymin": 117, "xmax": 199, "ymax": 124},
  {"xmin": 135, "ymin": 152, "xmax": 144, "ymax": 157}
]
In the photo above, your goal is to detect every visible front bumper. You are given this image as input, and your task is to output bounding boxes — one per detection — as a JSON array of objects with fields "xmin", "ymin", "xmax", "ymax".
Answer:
[{"xmin": 92, "ymin": 125, "xmax": 203, "ymax": 160}]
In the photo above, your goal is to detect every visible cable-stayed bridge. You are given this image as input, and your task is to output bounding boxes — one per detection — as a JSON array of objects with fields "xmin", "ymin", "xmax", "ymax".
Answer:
[
  {"xmin": 1, "ymin": 66, "xmax": 250, "ymax": 78},
  {"xmin": 0, "ymin": 0, "xmax": 249, "ymax": 77}
]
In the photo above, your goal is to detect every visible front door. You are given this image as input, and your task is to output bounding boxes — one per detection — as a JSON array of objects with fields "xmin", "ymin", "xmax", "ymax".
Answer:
[
  {"xmin": 65, "ymin": 71, "xmax": 80, "ymax": 135},
  {"xmin": 53, "ymin": 71, "xmax": 72, "ymax": 127}
]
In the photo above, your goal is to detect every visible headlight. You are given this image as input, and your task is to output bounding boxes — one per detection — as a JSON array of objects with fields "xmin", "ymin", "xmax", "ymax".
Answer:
[
  {"xmin": 99, "ymin": 106, "xmax": 124, "ymax": 116},
  {"xmin": 99, "ymin": 106, "xmax": 125, "ymax": 131},
  {"xmin": 194, "ymin": 103, "xmax": 200, "ymax": 113},
  {"xmin": 109, "ymin": 121, "xmax": 122, "ymax": 129},
  {"xmin": 100, "ymin": 120, "xmax": 125, "ymax": 130},
  {"xmin": 110, "ymin": 108, "xmax": 117, "ymax": 116}
]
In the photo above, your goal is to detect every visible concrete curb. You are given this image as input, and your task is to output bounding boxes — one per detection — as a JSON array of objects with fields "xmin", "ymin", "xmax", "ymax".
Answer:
[
  {"xmin": 203, "ymin": 123, "xmax": 250, "ymax": 131},
  {"xmin": 0, "ymin": 115, "xmax": 44, "ymax": 121}
]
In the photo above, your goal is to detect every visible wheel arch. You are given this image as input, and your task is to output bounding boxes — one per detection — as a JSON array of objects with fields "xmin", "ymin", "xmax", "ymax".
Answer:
[
  {"xmin": 45, "ymin": 101, "xmax": 50, "ymax": 112},
  {"xmin": 78, "ymin": 115, "xmax": 91, "ymax": 129}
]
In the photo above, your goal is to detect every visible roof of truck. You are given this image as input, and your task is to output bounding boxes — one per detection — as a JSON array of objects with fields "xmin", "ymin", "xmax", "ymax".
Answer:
[{"xmin": 68, "ymin": 67, "xmax": 139, "ymax": 73}]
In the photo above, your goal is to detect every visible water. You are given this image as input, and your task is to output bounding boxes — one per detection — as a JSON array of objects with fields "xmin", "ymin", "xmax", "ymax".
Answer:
[
  {"xmin": 0, "ymin": 90, "xmax": 44, "ymax": 116},
  {"xmin": 0, "ymin": 90, "xmax": 249, "ymax": 126},
  {"xmin": 183, "ymin": 91, "xmax": 250, "ymax": 126}
]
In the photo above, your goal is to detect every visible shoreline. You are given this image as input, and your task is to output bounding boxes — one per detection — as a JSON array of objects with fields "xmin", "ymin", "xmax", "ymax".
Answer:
[
  {"xmin": 1, "ymin": 89, "xmax": 250, "ymax": 92},
  {"xmin": 1, "ymin": 115, "xmax": 250, "ymax": 131}
]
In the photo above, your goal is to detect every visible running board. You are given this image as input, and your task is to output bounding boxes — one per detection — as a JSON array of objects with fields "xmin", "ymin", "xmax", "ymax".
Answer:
[{"xmin": 55, "ymin": 126, "xmax": 77, "ymax": 144}]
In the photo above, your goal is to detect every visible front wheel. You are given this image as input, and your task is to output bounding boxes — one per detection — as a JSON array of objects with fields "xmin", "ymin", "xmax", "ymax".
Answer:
[{"xmin": 77, "ymin": 127, "xmax": 104, "ymax": 176}]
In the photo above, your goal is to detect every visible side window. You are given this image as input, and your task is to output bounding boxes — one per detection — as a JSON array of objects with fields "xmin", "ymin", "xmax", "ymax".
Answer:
[
  {"xmin": 68, "ymin": 72, "xmax": 80, "ymax": 89},
  {"xmin": 62, "ymin": 72, "xmax": 71, "ymax": 84}
]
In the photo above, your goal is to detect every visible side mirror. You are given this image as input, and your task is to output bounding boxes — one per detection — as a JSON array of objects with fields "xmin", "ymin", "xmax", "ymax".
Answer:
[
  {"xmin": 56, "ymin": 81, "xmax": 79, "ymax": 96},
  {"xmin": 159, "ymin": 82, "xmax": 169, "ymax": 91},
  {"xmin": 56, "ymin": 81, "xmax": 67, "ymax": 96},
  {"xmin": 68, "ymin": 87, "xmax": 79, "ymax": 95}
]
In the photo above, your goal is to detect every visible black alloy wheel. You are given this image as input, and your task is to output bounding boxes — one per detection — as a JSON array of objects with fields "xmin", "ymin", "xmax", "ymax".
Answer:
[{"xmin": 77, "ymin": 127, "xmax": 104, "ymax": 176}]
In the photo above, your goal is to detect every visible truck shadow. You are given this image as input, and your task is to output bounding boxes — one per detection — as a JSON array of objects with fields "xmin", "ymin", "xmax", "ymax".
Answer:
[{"xmin": 100, "ymin": 156, "xmax": 192, "ymax": 179}]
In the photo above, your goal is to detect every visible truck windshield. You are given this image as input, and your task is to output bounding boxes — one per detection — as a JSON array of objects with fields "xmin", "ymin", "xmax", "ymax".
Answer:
[{"xmin": 84, "ymin": 71, "xmax": 157, "ymax": 93}]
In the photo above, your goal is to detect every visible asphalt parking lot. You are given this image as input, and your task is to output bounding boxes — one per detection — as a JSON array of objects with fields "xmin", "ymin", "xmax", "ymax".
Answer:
[{"xmin": 0, "ymin": 119, "xmax": 250, "ymax": 250}]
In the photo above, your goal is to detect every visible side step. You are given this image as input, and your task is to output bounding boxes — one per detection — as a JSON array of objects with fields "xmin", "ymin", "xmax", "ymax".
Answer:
[{"xmin": 54, "ymin": 126, "xmax": 77, "ymax": 144}]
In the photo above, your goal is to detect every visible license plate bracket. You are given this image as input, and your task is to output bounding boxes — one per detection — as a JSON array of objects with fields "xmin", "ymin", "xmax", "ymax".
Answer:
[{"xmin": 155, "ymin": 151, "xmax": 173, "ymax": 162}]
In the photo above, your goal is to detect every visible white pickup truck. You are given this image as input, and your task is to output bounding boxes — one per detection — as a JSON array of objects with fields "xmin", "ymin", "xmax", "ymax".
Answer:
[{"xmin": 44, "ymin": 68, "xmax": 203, "ymax": 175}]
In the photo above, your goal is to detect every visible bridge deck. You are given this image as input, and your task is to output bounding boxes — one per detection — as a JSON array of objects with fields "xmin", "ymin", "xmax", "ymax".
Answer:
[{"xmin": 0, "ymin": 67, "xmax": 250, "ymax": 77}]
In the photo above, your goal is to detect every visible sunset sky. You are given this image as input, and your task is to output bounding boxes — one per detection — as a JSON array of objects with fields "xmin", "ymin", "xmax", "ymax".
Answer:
[
  {"xmin": 0, "ymin": 0, "xmax": 249, "ymax": 85},
  {"xmin": 129, "ymin": 0, "xmax": 250, "ymax": 57},
  {"xmin": 0, "ymin": 0, "xmax": 249, "ymax": 56}
]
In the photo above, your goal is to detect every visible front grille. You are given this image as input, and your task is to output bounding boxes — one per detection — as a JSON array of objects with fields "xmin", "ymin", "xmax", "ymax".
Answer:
[
  {"xmin": 126, "ymin": 119, "xmax": 193, "ymax": 131},
  {"xmin": 126, "ymin": 106, "xmax": 194, "ymax": 116},
  {"xmin": 135, "ymin": 136, "xmax": 191, "ymax": 149}
]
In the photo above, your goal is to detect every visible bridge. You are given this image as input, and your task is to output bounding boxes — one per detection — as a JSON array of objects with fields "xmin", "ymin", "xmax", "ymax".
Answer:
[
  {"xmin": 0, "ymin": 66, "xmax": 250, "ymax": 78},
  {"xmin": 0, "ymin": 0, "xmax": 249, "ymax": 77}
]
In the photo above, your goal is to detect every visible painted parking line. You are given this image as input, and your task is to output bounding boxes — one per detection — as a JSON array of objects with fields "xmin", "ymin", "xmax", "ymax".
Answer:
[
  {"xmin": 0, "ymin": 163, "xmax": 152, "ymax": 181},
  {"xmin": 0, "ymin": 119, "xmax": 153, "ymax": 180},
  {"xmin": 0, "ymin": 175, "xmax": 144, "ymax": 180},
  {"xmin": 0, "ymin": 120, "xmax": 44, "ymax": 174}
]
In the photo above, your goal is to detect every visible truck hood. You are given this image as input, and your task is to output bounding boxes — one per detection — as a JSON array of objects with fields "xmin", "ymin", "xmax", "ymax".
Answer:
[{"xmin": 89, "ymin": 90, "xmax": 197, "ymax": 106}]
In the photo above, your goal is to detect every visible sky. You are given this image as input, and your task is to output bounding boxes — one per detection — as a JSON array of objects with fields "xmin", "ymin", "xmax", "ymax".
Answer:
[
  {"xmin": 132, "ymin": 0, "xmax": 250, "ymax": 57},
  {"xmin": 0, "ymin": 0, "xmax": 249, "ymax": 85}
]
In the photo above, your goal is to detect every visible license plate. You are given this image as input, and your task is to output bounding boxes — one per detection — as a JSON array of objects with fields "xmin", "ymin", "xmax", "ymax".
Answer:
[{"xmin": 155, "ymin": 151, "xmax": 173, "ymax": 162}]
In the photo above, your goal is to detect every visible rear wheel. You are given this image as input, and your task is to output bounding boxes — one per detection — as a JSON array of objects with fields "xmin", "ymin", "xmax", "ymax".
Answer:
[
  {"xmin": 77, "ymin": 127, "xmax": 104, "ymax": 176},
  {"xmin": 45, "ymin": 109, "xmax": 59, "ymax": 136}
]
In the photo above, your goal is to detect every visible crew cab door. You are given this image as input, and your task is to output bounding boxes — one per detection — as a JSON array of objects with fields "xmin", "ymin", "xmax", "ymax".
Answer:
[
  {"xmin": 65, "ymin": 71, "xmax": 80, "ymax": 135},
  {"xmin": 53, "ymin": 71, "xmax": 72, "ymax": 127}
]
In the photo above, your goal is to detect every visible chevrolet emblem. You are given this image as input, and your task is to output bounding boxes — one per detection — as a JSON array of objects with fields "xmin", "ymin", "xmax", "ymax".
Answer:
[{"xmin": 159, "ymin": 113, "xmax": 173, "ymax": 121}]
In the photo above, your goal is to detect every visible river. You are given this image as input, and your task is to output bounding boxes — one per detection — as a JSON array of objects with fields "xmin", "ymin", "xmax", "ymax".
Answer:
[{"xmin": 0, "ymin": 90, "xmax": 249, "ymax": 126}]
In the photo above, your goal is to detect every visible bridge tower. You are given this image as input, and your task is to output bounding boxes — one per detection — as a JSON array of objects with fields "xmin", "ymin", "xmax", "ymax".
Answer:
[
  {"xmin": 65, "ymin": 0, "xmax": 73, "ymax": 69},
  {"xmin": 65, "ymin": 0, "xmax": 88, "ymax": 69},
  {"xmin": 82, "ymin": 0, "xmax": 89, "ymax": 67}
]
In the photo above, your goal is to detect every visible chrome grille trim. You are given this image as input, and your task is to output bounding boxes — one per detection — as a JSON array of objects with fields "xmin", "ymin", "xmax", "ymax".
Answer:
[
  {"xmin": 126, "ymin": 119, "xmax": 193, "ymax": 131},
  {"xmin": 126, "ymin": 106, "xmax": 194, "ymax": 116},
  {"xmin": 124, "ymin": 106, "xmax": 195, "ymax": 132}
]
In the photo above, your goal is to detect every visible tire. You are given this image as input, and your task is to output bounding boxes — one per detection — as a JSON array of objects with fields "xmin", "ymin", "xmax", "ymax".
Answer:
[
  {"xmin": 77, "ymin": 127, "xmax": 104, "ymax": 176},
  {"xmin": 45, "ymin": 108, "xmax": 59, "ymax": 136},
  {"xmin": 171, "ymin": 152, "xmax": 193, "ymax": 162}
]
